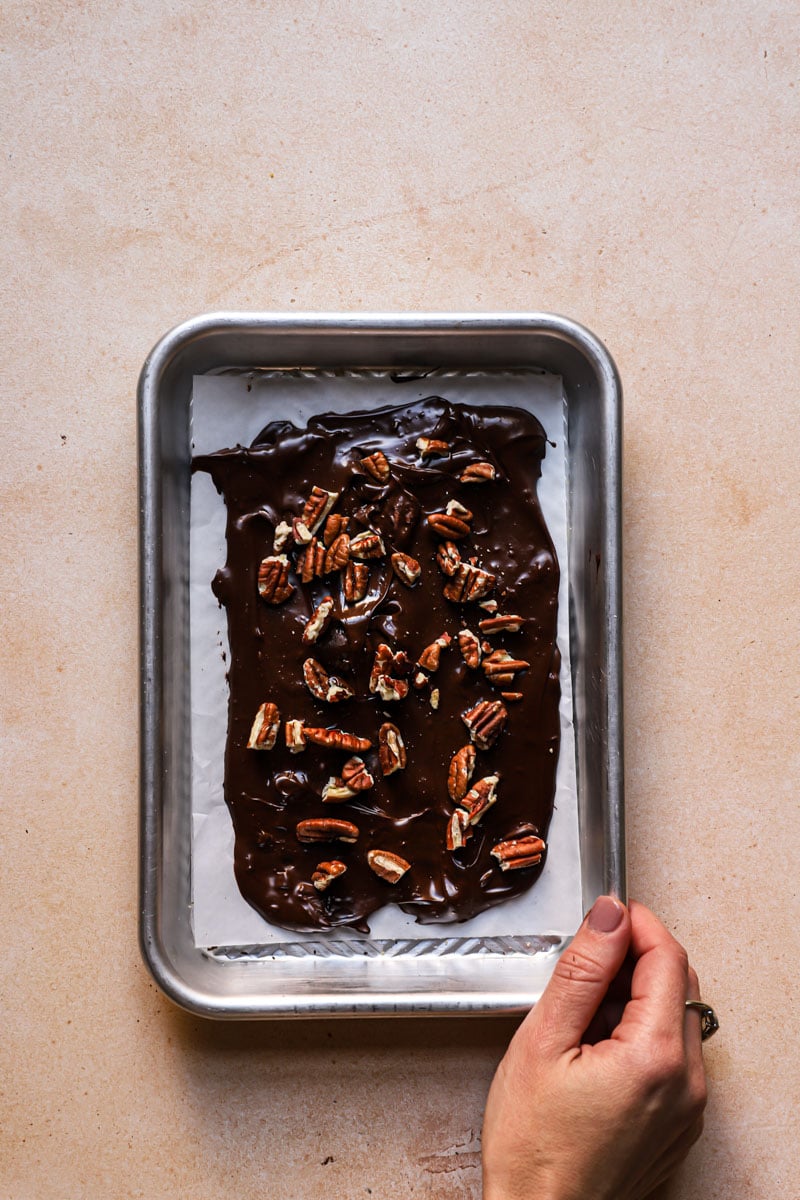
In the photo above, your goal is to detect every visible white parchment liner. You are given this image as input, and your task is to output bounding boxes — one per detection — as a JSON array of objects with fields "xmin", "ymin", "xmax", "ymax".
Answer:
[{"xmin": 190, "ymin": 370, "xmax": 582, "ymax": 951}]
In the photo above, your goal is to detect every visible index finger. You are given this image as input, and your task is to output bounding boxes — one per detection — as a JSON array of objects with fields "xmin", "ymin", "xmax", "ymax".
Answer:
[{"xmin": 613, "ymin": 901, "xmax": 690, "ymax": 1046}]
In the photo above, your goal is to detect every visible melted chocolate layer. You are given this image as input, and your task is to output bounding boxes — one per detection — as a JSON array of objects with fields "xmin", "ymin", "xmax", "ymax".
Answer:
[{"xmin": 193, "ymin": 397, "xmax": 560, "ymax": 933}]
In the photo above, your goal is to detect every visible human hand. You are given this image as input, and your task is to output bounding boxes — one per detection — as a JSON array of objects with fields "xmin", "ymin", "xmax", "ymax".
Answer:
[{"xmin": 482, "ymin": 898, "xmax": 708, "ymax": 1200}]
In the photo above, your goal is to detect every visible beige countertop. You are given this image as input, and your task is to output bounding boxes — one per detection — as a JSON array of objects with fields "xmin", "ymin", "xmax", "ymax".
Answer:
[{"xmin": 2, "ymin": 3, "xmax": 798, "ymax": 1197}]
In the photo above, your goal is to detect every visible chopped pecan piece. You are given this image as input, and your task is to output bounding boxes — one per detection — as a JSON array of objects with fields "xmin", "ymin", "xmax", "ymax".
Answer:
[
  {"xmin": 443, "ymin": 562, "xmax": 496, "ymax": 603},
  {"xmin": 302, "ymin": 658, "xmax": 353, "ymax": 703},
  {"xmin": 391, "ymin": 551, "xmax": 421, "ymax": 587},
  {"xmin": 312, "ymin": 860, "xmax": 347, "ymax": 891},
  {"xmin": 321, "ymin": 777, "xmax": 357, "ymax": 803},
  {"xmin": 349, "ymin": 529, "xmax": 386, "ymax": 560},
  {"xmin": 378, "ymin": 722, "xmax": 406, "ymax": 775},
  {"xmin": 375, "ymin": 674, "xmax": 409, "ymax": 702},
  {"xmin": 490, "ymin": 835, "xmax": 546, "ymax": 871},
  {"xmin": 344, "ymin": 561, "xmax": 370, "ymax": 604},
  {"xmin": 273, "ymin": 520, "xmax": 292, "ymax": 553},
  {"xmin": 416, "ymin": 436, "xmax": 450, "ymax": 459},
  {"xmin": 324, "ymin": 532, "xmax": 350, "ymax": 574},
  {"xmin": 296, "ymin": 818, "xmax": 359, "ymax": 844},
  {"xmin": 479, "ymin": 614, "xmax": 527, "ymax": 634},
  {"xmin": 460, "ymin": 461, "xmax": 497, "ymax": 483},
  {"xmin": 360, "ymin": 450, "xmax": 391, "ymax": 482},
  {"xmin": 429, "ymin": 688, "xmax": 440, "ymax": 710},
  {"xmin": 416, "ymin": 632, "xmax": 451, "ymax": 673},
  {"xmin": 341, "ymin": 755, "xmax": 374, "ymax": 791},
  {"xmin": 297, "ymin": 538, "xmax": 326, "ymax": 583},
  {"xmin": 369, "ymin": 644, "xmax": 394, "ymax": 693},
  {"xmin": 447, "ymin": 744, "xmax": 476, "ymax": 803},
  {"xmin": 291, "ymin": 515, "xmax": 314, "ymax": 545},
  {"xmin": 501, "ymin": 691, "xmax": 524, "ymax": 703},
  {"xmin": 446, "ymin": 808, "xmax": 472, "ymax": 851},
  {"xmin": 303, "ymin": 726, "xmax": 372, "ymax": 752},
  {"xmin": 369, "ymin": 644, "xmax": 410, "ymax": 696},
  {"xmin": 461, "ymin": 774, "xmax": 499, "ymax": 825},
  {"xmin": 413, "ymin": 670, "xmax": 428, "ymax": 691},
  {"xmin": 257, "ymin": 555, "xmax": 295, "ymax": 605},
  {"xmin": 323, "ymin": 513, "xmax": 350, "ymax": 547},
  {"xmin": 247, "ymin": 701, "xmax": 280, "ymax": 750},
  {"xmin": 462, "ymin": 699, "xmax": 508, "ymax": 750},
  {"xmin": 482, "ymin": 649, "xmax": 531, "ymax": 686},
  {"xmin": 436, "ymin": 540, "xmax": 462, "ymax": 577},
  {"xmin": 458, "ymin": 628, "xmax": 482, "ymax": 668},
  {"xmin": 478, "ymin": 599, "xmax": 498, "ymax": 613},
  {"xmin": 367, "ymin": 849, "xmax": 411, "ymax": 883},
  {"xmin": 285, "ymin": 719, "xmax": 306, "ymax": 753},
  {"xmin": 302, "ymin": 596, "xmax": 336, "ymax": 645},
  {"xmin": 300, "ymin": 486, "xmax": 339, "ymax": 536}
]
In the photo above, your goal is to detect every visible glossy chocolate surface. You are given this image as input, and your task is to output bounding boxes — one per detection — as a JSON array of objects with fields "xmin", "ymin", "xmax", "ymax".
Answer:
[{"xmin": 193, "ymin": 397, "xmax": 560, "ymax": 932}]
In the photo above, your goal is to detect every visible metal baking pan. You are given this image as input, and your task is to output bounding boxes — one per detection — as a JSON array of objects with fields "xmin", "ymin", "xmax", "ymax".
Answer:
[{"xmin": 138, "ymin": 312, "xmax": 624, "ymax": 1018}]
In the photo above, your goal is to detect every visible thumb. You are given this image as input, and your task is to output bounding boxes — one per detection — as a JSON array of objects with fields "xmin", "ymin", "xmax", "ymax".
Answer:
[{"xmin": 529, "ymin": 895, "xmax": 631, "ymax": 1056}]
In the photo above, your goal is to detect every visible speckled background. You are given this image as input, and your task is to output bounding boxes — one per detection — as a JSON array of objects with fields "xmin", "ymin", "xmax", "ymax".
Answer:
[{"xmin": 2, "ymin": 3, "xmax": 798, "ymax": 1197}]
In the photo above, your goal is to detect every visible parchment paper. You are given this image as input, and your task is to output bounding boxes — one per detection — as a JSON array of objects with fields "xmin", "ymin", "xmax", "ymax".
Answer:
[{"xmin": 190, "ymin": 370, "xmax": 582, "ymax": 950}]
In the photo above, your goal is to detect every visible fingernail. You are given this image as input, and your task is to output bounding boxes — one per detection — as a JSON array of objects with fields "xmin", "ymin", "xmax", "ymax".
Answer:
[{"xmin": 588, "ymin": 895, "xmax": 624, "ymax": 933}]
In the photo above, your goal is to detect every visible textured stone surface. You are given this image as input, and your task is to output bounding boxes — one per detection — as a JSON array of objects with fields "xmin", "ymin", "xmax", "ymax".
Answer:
[{"xmin": 2, "ymin": 2, "xmax": 798, "ymax": 1197}]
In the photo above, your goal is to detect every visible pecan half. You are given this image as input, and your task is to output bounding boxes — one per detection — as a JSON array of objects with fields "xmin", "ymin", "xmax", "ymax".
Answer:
[
  {"xmin": 247, "ymin": 701, "xmax": 280, "ymax": 750},
  {"xmin": 436, "ymin": 540, "xmax": 462, "ymax": 577},
  {"xmin": 443, "ymin": 562, "xmax": 496, "ymax": 603},
  {"xmin": 360, "ymin": 450, "xmax": 391, "ymax": 482},
  {"xmin": 349, "ymin": 529, "xmax": 386, "ymax": 560},
  {"xmin": 482, "ymin": 649, "xmax": 531, "ymax": 686},
  {"xmin": 324, "ymin": 532, "xmax": 351, "ymax": 574},
  {"xmin": 458, "ymin": 628, "xmax": 482, "ymax": 668},
  {"xmin": 461, "ymin": 774, "xmax": 499, "ymax": 825},
  {"xmin": 297, "ymin": 538, "xmax": 326, "ymax": 583},
  {"xmin": 302, "ymin": 596, "xmax": 336, "ymax": 645},
  {"xmin": 447, "ymin": 744, "xmax": 476, "ymax": 803},
  {"xmin": 490, "ymin": 835, "xmax": 546, "ymax": 871},
  {"xmin": 446, "ymin": 808, "xmax": 472, "ymax": 851},
  {"xmin": 303, "ymin": 658, "xmax": 353, "ymax": 703},
  {"xmin": 462, "ymin": 699, "xmax": 508, "ymax": 750},
  {"xmin": 300, "ymin": 486, "xmax": 339, "ymax": 535},
  {"xmin": 479, "ymin": 614, "xmax": 527, "ymax": 634},
  {"xmin": 460, "ymin": 461, "xmax": 497, "ymax": 483},
  {"xmin": 341, "ymin": 755, "xmax": 374, "ymax": 791},
  {"xmin": 296, "ymin": 818, "xmax": 359, "ymax": 844},
  {"xmin": 427, "ymin": 506, "xmax": 471, "ymax": 540},
  {"xmin": 323, "ymin": 513, "xmax": 350, "ymax": 547},
  {"xmin": 273, "ymin": 520, "xmax": 292, "ymax": 553},
  {"xmin": 391, "ymin": 551, "xmax": 421, "ymax": 587},
  {"xmin": 367, "ymin": 849, "xmax": 411, "ymax": 883},
  {"xmin": 378, "ymin": 722, "xmax": 407, "ymax": 775},
  {"xmin": 321, "ymin": 777, "xmax": 356, "ymax": 802},
  {"xmin": 416, "ymin": 436, "xmax": 450, "ymax": 459},
  {"xmin": 285, "ymin": 719, "xmax": 307, "ymax": 752},
  {"xmin": 344, "ymin": 561, "xmax": 370, "ymax": 604},
  {"xmin": 312, "ymin": 860, "xmax": 347, "ymax": 891},
  {"xmin": 303, "ymin": 727, "xmax": 372, "ymax": 752},
  {"xmin": 257, "ymin": 555, "xmax": 295, "ymax": 604},
  {"xmin": 417, "ymin": 632, "xmax": 451, "ymax": 673}
]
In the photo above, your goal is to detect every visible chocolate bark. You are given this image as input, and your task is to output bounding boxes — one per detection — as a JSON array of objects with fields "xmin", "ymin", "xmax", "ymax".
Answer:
[{"xmin": 193, "ymin": 396, "xmax": 560, "ymax": 932}]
